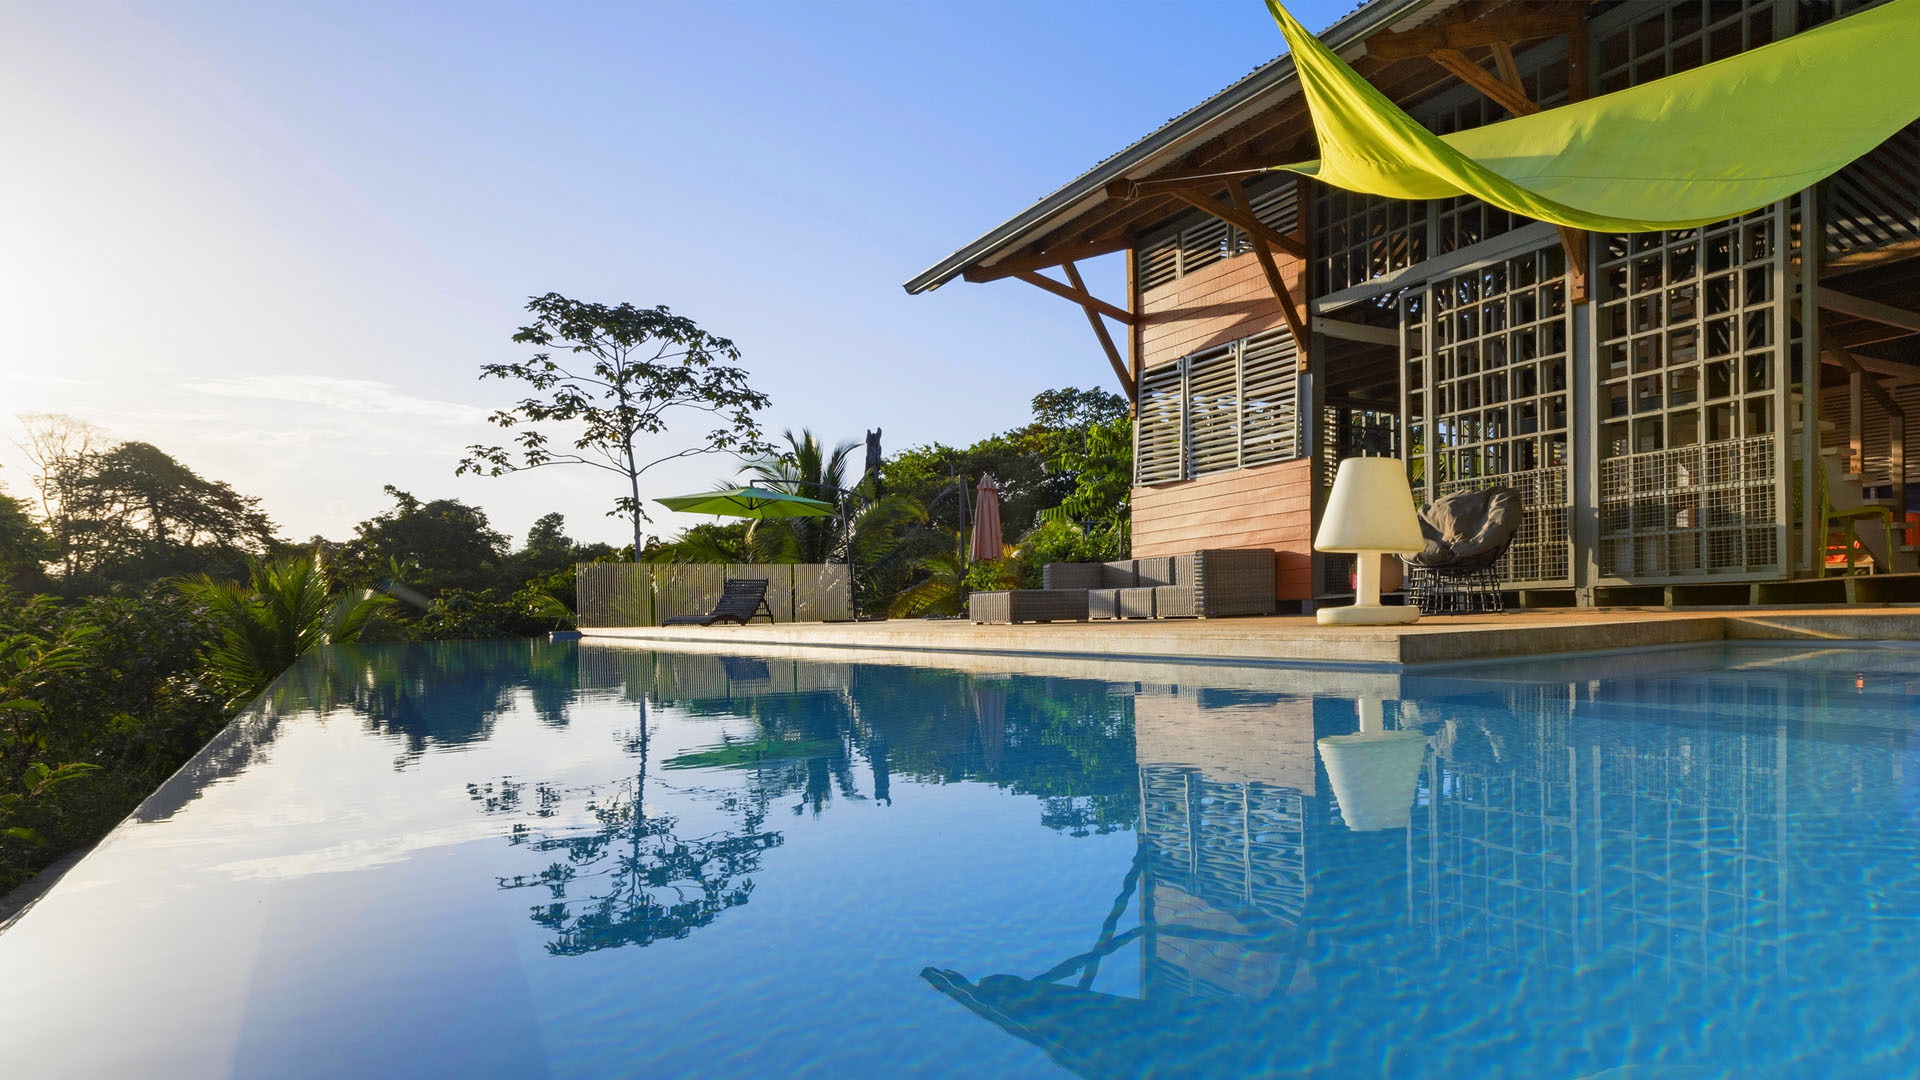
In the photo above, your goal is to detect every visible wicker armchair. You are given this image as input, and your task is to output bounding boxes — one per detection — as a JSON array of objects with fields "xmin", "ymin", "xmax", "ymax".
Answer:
[{"xmin": 1401, "ymin": 487, "xmax": 1522, "ymax": 615}]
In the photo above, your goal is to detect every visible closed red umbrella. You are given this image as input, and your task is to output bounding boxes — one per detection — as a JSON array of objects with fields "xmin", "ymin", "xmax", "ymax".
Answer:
[{"xmin": 969, "ymin": 473, "xmax": 1004, "ymax": 562}]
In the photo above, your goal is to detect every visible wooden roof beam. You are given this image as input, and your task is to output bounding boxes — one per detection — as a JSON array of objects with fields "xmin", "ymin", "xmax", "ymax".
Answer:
[
  {"xmin": 1365, "ymin": 10, "xmax": 1578, "ymax": 61},
  {"xmin": 1427, "ymin": 48, "xmax": 1540, "ymax": 116},
  {"xmin": 1818, "ymin": 286, "xmax": 1920, "ymax": 337},
  {"xmin": 964, "ymin": 236, "xmax": 1135, "ymax": 284}
]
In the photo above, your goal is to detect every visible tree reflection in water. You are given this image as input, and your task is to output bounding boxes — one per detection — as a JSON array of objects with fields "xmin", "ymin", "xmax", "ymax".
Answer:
[
  {"xmin": 471, "ymin": 700, "xmax": 784, "ymax": 957},
  {"xmin": 469, "ymin": 649, "xmax": 1142, "ymax": 957}
]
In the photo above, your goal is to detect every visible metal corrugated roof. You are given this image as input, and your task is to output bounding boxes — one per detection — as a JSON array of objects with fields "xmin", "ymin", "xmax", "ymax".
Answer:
[{"xmin": 902, "ymin": 0, "xmax": 1447, "ymax": 295}]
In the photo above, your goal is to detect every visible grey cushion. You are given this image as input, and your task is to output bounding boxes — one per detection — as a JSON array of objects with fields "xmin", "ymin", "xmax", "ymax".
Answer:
[
  {"xmin": 1100, "ymin": 560, "xmax": 1138, "ymax": 588},
  {"xmin": 1408, "ymin": 487, "xmax": 1523, "ymax": 567},
  {"xmin": 1043, "ymin": 563, "xmax": 1102, "ymax": 591},
  {"xmin": 1134, "ymin": 556, "xmax": 1176, "ymax": 587}
]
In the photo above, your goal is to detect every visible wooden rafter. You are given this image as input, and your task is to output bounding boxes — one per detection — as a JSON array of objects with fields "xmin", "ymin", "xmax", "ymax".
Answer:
[
  {"xmin": 1165, "ymin": 188, "xmax": 1310, "ymax": 260},
  {"xmin": 1416, "ymin": 24, "xmax": 1599, "ymax": 304},
  {"xmin": 1063, "ymin": 261, "xmax": 1136, "ymax": 399},
  {"xmin": 964, "ymin": 235, "xmax": 1140, "ymax": 284},
  {"xmin": 1365, "ymin": 10, "xmax": 1577, "ymax": 61},
  {"xmin": 1427, "ymin": 48, "xmax": 1539, "ymax": 116},
  {"xmin": 1817, "ymin": 286, "xmax": 1920, "ymax": 337},
  {"xmin": 1226, "ymin": 177, "xmax": 1309, "ymax": 349}
]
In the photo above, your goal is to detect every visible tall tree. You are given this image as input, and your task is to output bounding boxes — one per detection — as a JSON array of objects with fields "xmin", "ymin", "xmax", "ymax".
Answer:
[
  {"xmin": 53, "ymin": 441, "xmax": 277, "ymax": 586},
  {"xmin": 458, "ymin": 293, "xmax": 773, "ymax": 557},
  {"xmin": 12, "ymin": 413, "xmax": 107, "ymax": 579}
]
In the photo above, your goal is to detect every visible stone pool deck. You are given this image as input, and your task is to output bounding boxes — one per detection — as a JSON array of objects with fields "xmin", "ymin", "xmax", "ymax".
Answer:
[{"xmin": 580, "ymin": 606, "xmax": 1920, "ymax": 667}]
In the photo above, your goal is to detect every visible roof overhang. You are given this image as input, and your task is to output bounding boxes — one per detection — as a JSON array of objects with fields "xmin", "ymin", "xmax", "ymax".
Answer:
[{"xmin": 902, "ymin": 0, "xmax": 1448, "ymax": 295}]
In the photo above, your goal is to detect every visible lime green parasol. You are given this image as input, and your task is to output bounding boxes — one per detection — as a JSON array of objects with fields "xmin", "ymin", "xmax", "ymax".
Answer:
[{"xmin": 656, "ymin": 486, "xmax": 837, "ymax": 519}]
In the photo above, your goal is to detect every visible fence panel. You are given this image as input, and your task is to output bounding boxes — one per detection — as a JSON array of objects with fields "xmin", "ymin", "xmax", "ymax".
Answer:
[{"xmin": 795, "ymin": 564, "xmax": 853, "ymax": 622}]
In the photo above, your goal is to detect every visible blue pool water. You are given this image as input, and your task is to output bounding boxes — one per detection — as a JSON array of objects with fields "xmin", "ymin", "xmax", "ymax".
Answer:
[{"xmin": 2, "ymin": 639, "xmax": 1919, "ymax": 1078}]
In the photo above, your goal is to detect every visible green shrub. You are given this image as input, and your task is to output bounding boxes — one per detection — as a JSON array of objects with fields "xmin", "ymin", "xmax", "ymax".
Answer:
[{"xmin": 0, "ymin": 588, "xmax": 227, "ymax": 892}]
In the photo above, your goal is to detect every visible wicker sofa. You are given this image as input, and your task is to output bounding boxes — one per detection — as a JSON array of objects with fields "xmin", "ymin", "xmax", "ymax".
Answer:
[{"xmin": 1040, "ymin": 549, "xmax": 1278, "ymax": 620}]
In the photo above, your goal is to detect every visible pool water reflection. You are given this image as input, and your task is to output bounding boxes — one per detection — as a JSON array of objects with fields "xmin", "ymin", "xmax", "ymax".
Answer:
[{"xmin": 1, "ymin": 640, "xmax": 1918, "ymax": 1079}]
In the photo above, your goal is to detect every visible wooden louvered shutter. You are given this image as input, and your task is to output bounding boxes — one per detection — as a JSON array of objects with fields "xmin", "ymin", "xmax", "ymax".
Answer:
[
  {"xmin": 1138, "ymin": 228, "xmax": 1181, "ymax": 292},
  {"xmin": 1249, "ymin": 180, "xmax": 1300, "ymax": 235},
  {"xmin": 1185, "ymin": 345, "xmax": 1240, "ymax": 477},
  {"xmin": 1241, "ymin": 328, "xmax": 1300, "ymax": 466},
  {"xmin": 1178, "ymin": 216, "xmax": 1231, "ymax": 276},
  {"xmin": 1135, "ymin": 362, "xmax": 1185, "ymax": 484}
]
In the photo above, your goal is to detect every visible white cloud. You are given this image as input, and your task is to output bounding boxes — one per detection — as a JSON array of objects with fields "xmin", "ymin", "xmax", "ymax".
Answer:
[{"xmin": 183, "ymin": 374, "xmax": 487, "ymax": 425}]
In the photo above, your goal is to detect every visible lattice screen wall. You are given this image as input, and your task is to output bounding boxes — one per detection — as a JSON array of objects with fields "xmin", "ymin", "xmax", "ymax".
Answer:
[
  {"xmin": 1133, "ymin": 327, "xmax": 1301, "ymax": 485},
  {"xmin": 1595, "ymin": 206, "xmax": 1788, "ymax": 579},
  {"xmin": 1405, "ymin": 244, "xmax": 1575, "ymax": 585}
]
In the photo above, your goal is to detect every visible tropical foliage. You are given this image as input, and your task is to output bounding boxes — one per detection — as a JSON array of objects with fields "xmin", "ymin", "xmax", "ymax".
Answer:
[
  {"xmin": 647, "ymin": 387, "xmax": 1133, "ymax": 616},
  {"xmin": 178, "ymin": 554, "xmax": 393, "ymax": 704},
  {"xmin": 0, "ymin": 588, "xmax": 227, "ymax": 891}
]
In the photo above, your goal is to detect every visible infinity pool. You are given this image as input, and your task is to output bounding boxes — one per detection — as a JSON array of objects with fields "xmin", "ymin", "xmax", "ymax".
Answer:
[{"xmin": 2, "ymin": 639, "xmax": 1918, "ymax": 1078}]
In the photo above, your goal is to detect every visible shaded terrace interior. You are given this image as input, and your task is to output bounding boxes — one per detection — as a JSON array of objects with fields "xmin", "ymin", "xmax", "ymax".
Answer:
[{"xmin": 908, "ymin": 0, "xmax": 1920, "ymax": 611}]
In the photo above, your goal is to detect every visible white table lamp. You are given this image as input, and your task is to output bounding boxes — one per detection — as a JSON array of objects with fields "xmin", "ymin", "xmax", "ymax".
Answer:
[{"xmin": 1313, "ymin": 457, "xmax": 1425, "ymax": 626}]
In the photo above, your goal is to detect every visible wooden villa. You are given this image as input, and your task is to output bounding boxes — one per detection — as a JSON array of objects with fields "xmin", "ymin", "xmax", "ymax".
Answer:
[{"xmin": 906, "ymin": 0, "xmax": 1920, "ymax": 611}]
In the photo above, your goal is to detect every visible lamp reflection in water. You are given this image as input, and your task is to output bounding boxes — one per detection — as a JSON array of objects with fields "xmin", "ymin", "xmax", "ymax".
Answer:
[{"xmin": 1317, "ymin": 696, "xmax": 1426, "ymax": 831}]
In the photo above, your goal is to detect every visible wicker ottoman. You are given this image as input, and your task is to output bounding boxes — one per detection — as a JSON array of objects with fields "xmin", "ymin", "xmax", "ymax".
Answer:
[
  {"xmin": 1117, "ymin": 587, "xmax": 1158, "ymax": 619},
  {"xmin": 1087, "ymin": 588, "xmax": 1122, "ymax": 620},
  {"xmin": 968, "ymin": 589, "xmax": 1090, "ymax": 624},
  {"xmin": 1152, "ymin": 585, "xmax": 1197, "ymax": 618}
]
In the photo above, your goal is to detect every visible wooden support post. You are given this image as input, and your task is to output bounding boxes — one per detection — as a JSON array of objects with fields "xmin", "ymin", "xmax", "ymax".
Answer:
[
  {"xmin": 1061, "ymin": 260, "xmax": 1136, "ymax": 401},
  {"xmin": 1564, "ymin": 15, "xmax": 1592, "ymax": 306},
  {"xmin": 1226, "ymin": 177, "xmax": 1309, "ymax": 349},
  {"xmin": 1892, "ymin": 413, "xmax": 1908, "ymax": 543},
  {"xmin": 1296, "ymin": 177, "xmax": 1313, "ymax": 373},
  {"xmin": 1820, "ymin": 329, "xmax": 1909, "ymax": 529},
  {"xmin": 1125, "ymin": 243, "xmax": 1141, "ymax": 416},
  {"xmin": 1850, "ymin": 369, "xmax": 1865, "ymax": 475},
  {"xmin": 1011, "ymin": 269, "xmax": 1136, "ymax": 325}
]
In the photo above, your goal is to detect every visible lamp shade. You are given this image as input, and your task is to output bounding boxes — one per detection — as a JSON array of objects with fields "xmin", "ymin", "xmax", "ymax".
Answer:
[{"xmin": 1314, "ymin": 457, "xmax": 1425, "ymax": 554}]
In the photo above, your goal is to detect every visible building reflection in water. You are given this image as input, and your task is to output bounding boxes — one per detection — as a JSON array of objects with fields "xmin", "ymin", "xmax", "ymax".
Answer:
[{"xmin": 927, "ymin": 646, "xmax": 1920, "ymax": 1079}]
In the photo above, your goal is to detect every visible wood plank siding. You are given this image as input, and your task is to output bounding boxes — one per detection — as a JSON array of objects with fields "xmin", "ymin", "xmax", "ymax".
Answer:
[
  {"xmin": 1138, "ymin": 246, "xmax": 1306, "ymax": 365},
  {"xmin": 1133, "ymin": 458, "xmax": 1314, "ymax": 602},
  {"xmin": 1132, "ymin": 222, "xmax": 1315, "ymax": 603}
]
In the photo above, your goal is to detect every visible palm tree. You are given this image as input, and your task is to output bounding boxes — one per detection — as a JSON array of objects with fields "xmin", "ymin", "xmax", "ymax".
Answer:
[
  {"xmin": 747, "ymin": 429, "xmax": 859, "ymax": 564},
  {"xmin": 179, "ymin": 553, "xmax": 393, "ymax": 705}
]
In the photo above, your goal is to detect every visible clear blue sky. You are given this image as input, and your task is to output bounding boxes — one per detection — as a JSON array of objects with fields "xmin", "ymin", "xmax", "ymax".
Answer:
[{"xmin": 0, "ymin": 0, "xmax": 1349, "ymax": 547}]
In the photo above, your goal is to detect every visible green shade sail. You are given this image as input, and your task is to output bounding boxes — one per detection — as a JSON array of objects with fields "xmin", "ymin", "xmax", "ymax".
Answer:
[
  {"xmin": 655, "ymin": 486, "xmax": 836, "ymax": 519},
  {"xmin": 1265, "ymin": 0, "xmax": 1920, "ymax": 232}
]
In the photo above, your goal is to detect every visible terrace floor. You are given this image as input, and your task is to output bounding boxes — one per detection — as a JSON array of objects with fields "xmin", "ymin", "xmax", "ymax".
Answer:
[{"xmin": 579, "ymin": 605, "xmax": 1920, "ymax": 668}]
